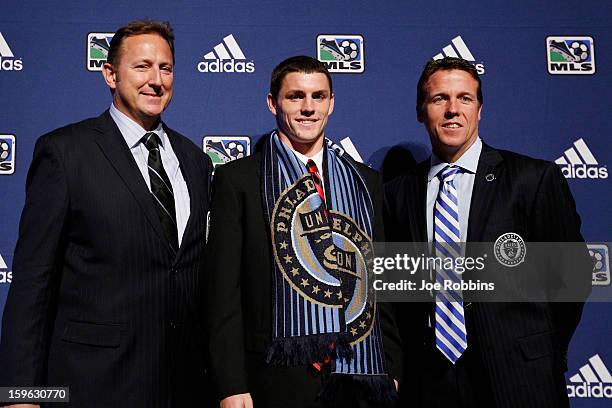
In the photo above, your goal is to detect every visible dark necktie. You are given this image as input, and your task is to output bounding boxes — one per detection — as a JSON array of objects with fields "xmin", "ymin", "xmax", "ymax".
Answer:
[
  {"xmin": 142, "ymin": 132, "xmax": 178, "ymax": 254},
  {"xmin": 306, "ymin": 158, "xmax": 333, "ymax": 373},
  {"xmin": 307, "ymin": 159, "xmax": 328, "ymax": 220}
]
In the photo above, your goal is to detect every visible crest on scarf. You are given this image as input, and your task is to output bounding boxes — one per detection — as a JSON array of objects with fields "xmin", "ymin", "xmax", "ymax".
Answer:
[{"xmin": 271, "ymin": 174, "xmax": 376, "ymax": 343}]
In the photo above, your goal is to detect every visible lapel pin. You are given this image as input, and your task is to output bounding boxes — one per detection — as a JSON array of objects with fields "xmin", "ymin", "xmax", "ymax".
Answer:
[{"xmin": 485, "ymin": 173, "xmax": 495, "ymax": 182}]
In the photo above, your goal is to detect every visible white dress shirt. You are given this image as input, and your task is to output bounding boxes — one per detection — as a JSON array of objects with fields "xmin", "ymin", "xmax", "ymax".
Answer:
[
  {"xmin": 293, "ymin": 145, "xmax": 326, "ymax": 195},
  {"xmin": 109, "ymin": 103, "xmax": 191, "ymax": 246},
  {"xmin": 426, "ymin": 137, "xmax": 483, "ymax": 243}
]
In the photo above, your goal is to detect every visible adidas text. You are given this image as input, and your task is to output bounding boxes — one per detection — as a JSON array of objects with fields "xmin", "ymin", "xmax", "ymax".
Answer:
[
  {"xmin": 197, "ymin": 60, "xmax": 255, "ymax": 73},
  {"xmin": 560, "ymin": 165, "xmax": 608, "ymax": 179},
  {"xmin": 0, "ymin": 57, "xmax": 23, "ymax": 71},
  {"xmin": 0, "ymin": 270, "xmax": 12, "ymax": 283},
  {"xmin": 567, "ymin": 383, "xmax": 612, "ymax": 399}
]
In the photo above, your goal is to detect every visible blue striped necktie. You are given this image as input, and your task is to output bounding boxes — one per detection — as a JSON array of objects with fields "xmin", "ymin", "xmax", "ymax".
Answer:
[{"xmin": 434, "ymin": 165, "xmax": 467, "ymax": 363}]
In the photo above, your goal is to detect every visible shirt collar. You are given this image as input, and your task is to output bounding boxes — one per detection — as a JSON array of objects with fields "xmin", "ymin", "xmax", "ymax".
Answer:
[
  {"xmin": 428, "ymin": 137, "xmax": 482, "ymax": 182},
  {"xmin": 291, "ymin": 144, "xmax": 325, "ymax": 171},
  {"xmin": 109, "ymin": 103, "xmax": 166, "ymax": 149}
]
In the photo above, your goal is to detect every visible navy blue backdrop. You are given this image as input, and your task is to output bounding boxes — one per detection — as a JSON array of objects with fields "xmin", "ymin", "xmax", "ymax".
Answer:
[{"xmin": 1, "ymin": 1, "xmax": 610, "ymax": 405}]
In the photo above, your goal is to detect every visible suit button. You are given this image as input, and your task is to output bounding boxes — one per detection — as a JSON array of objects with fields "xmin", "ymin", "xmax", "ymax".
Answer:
[
  {"xmin": 171, "ymin": 268, "xmax": 178, "ymax": 275},
  {"xmin": 170, "ymin": 321, "xmax": 176, "ymax": 329}
]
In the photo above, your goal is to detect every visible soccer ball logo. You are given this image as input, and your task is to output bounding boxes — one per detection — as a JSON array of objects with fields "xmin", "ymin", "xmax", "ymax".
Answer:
[
  {"xmin": 340, "ymin": 40, "xmax": 359, "ymax": 61},
  {"xmin": 590, "ymin": 249, "xmax": 604, "ymax": 271},
  {"xmin": 226, "ymin": 141, "xmax": 246, "ymax": 159},
  {"xmin": 570, "ymin": 41, "xmax": 589, "ymax": 62},
  {"xmin": 203, "ymin": 136, "xmax": 251, "ymax": 170},
  {"xmin": 0, "ymin": 140, "xmax": 10, "ymax": 161}
]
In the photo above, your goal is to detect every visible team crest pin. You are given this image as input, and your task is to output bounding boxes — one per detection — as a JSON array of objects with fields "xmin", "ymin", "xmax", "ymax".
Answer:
[{"xmin": 494, "ymin": 232, "xmax": 526, "ymax": 267}]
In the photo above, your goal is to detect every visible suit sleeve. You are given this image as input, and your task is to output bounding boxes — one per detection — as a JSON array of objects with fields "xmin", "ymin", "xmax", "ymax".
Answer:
[
  {"xmin": 382, "ymin": 179, "xmax": 402, "ymax": 242},
  {"xmin": 382, "ymin": 177, "xmax": 428, "ymax": 394},
  {"xmin": 370, "ymin": 172, "xmax": 404, "ymax": 382},
  {"xmin": 205, "ymin": 165, "xmax": 249, "ymax": 401},
  {"xmin": 0, "ymin": 135, "xmax": 68, "ymax": 386},
  {"xmin": 530, "ymin": 162, "xmax": 591, "ymax": 358}
]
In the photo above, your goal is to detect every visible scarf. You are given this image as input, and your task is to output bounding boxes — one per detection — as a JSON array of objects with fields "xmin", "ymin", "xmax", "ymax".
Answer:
[{"xmin": 261, "ymin": 131, "xmax": 395, "ymax": 402}]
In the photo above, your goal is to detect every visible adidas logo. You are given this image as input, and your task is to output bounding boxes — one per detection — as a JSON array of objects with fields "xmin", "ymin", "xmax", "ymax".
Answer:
[
  {"xmin": 339, "ymin": 137, "xmax": 363, "ymax": 163},
  {"xmin": 433, "ymin": 35, "xmax": 484, "ymax": 74},
  {"xmin": 567, "ymin": 354, "xmax": 612, "ymax": 398},
  {"xmin": 555, "ymin": 138, "xmax": 608, "ymax": 179},
  {"xmin": 197, "ymin": 34, "xmax": 255, "ymax": 73},
  {"xmin": 0, "ymin": 32, "xmax": 23, "ymax": 71},
  {"xmin": 0, "ymin": 253, "xmax": 12, "ymax": 284},
  {"xmin": 0, "ymin": 33, "xmax": 14, "ymax": 57}
]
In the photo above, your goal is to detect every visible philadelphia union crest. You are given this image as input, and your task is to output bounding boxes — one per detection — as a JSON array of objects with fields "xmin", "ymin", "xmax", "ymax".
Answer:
[
  {"xmin": 271, "ymin": 175, "xmax": 376, "ymax": 343},
  {"xmin": 494, "ymin": 232, "xmax": 526, "ymax": 267}
]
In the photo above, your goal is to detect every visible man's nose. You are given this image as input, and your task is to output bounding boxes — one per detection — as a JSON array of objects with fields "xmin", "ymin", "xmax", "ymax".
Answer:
[
  {"xmin": 301, "ymin": 97, "xmax": 315, "ymax": 113},
  {"xmin": 148, "ymin": 67, "xmax": 163, "ymax": 87},
  {"xmin": 445, "ymin": 99, "xmax": 459, "ymax": 118}
]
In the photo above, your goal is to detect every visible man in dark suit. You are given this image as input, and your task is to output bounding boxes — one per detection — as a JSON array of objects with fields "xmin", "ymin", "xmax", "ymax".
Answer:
[
  {"xmin": 206, "ymin": 56, "xmax": 402, "ymax": 408},
  {"xmin": 0, "ymin": 20, "xmax": 212, "ymax": 407},
  {"xmin": 384, "ymin": 57, "xmax": 591, "ymax": 408}
]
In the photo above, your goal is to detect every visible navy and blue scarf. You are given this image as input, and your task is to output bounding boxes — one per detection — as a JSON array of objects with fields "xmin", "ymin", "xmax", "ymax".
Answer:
[{"xmin": 261, "ymin": 132, "xmax": 395, "ymax": 402}]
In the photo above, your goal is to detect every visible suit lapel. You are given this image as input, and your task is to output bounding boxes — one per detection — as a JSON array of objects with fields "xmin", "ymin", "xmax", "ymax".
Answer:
[
  {"xmin": 166, "ymin": 126, "xmax": 201, "ymax": 260},
  {"xmin": 414, "ymin": 160, "xmax": 435, "ymax": 323},
  {"xmin": 467, "ymin": 143, "xmax": 504, "ymax": 242},
  {"xmin": 93, "ymin": 111, "xmax": 170, "ymax": 254},
  {"xmin": 412, "ymin": 161, "xmax": 429, "ymax": 243}
]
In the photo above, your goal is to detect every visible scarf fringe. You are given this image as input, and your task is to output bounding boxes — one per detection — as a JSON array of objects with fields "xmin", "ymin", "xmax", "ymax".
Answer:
[
  {"xmin": 319, "ymin": 373, "xmax": 398, "ymax": 404},
  {"xmin": 265, "ymin": 333, "xmax": 353, "ymax": 366}
]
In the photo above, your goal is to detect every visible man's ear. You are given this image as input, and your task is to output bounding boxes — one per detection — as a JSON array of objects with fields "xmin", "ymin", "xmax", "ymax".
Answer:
[
  {"xmin": 416, "ymin": 105, "xmax": 424, "ymax": 123},
  {"xmin": 102, "ymin": 63, "xmax": 117, "ymax": 90},
  {"xmin": 327, "ymin": 93, "xmax": 335, "ymax": 116},
  {"xmin": 266, "ymin": 93, "xmax": 277, "ymax": 115}
]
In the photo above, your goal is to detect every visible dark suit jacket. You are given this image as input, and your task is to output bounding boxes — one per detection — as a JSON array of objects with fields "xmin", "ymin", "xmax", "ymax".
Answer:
[
  {"xmin": 0, "ymin": 111, "xmax": 212, "ymax": 407},
  {"xmin": 206, "ymin": 151, "xmax": 403, "ymax": 405},
  {"xmin": 384, "ymin": 143, "xmax": 591, "ymax": 408}
]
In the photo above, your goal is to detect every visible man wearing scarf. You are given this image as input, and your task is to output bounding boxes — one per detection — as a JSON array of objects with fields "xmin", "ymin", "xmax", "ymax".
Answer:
[{"xmin": 207, "ymin": 56, "xmax": 402, "ymax": 408}]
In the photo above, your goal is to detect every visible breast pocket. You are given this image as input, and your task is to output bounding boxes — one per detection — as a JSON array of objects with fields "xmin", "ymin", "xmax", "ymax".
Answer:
[
  {"xmin": 482, "ymin": 218, "xmax": 528, "ymax": 242},
  {"xmin": 61, "ymin": 320, "xmax": 122, "ymax": 348}
]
